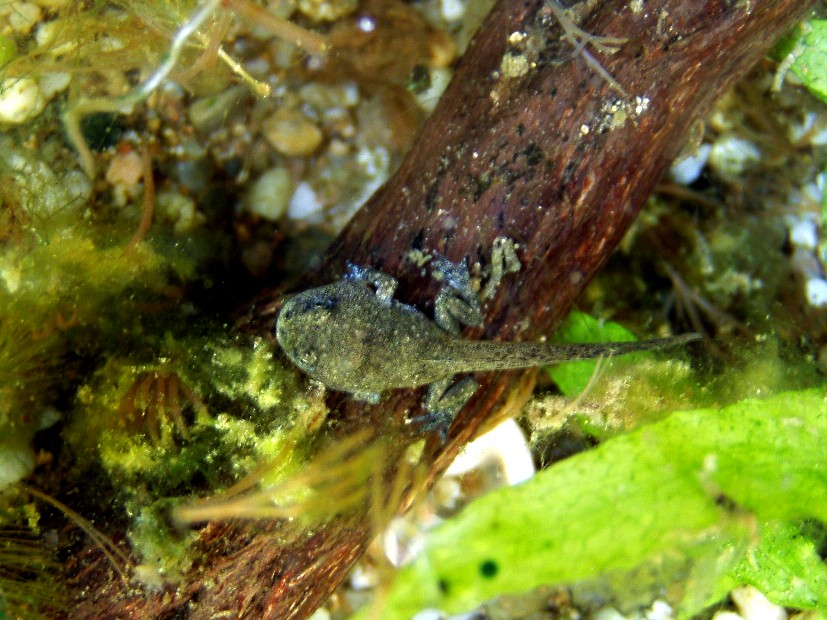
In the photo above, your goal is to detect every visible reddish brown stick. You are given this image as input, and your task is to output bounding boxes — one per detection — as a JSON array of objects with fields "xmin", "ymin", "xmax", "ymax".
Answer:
[{"xmin": 70, "ymin": 0, "xmax": 815, "ymax": 617}]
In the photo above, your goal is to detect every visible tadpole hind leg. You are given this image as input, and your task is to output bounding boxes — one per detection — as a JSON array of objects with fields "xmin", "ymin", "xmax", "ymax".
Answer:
[
  {"xmin": 435, "ymin": 288, "xmax": 483, "ymax": 335},
  {"xmin": 409, "ymin": 376, "xmax": 479, "ymax": 441}
]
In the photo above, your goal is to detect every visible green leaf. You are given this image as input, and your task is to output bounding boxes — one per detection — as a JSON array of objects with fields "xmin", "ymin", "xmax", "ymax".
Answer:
[
  {"xmin": 547, "ymin": 311, "xmax": 641, "ymax": 396},
  {"xmin": 729, "ymin": 521, "xmax": 827, "ymax": 610},
  {"xmin": 787, "ymin": 20, "xmax": 827, "ymax": 104},
  {"xmin": 376, "ymin": 389, "xmax": 827, "ymax": 618}
]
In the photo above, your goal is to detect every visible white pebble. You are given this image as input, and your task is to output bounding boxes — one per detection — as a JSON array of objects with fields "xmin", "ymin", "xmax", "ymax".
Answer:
[
  {"xmin": 645, "ymin": 600, "xmax": 674, "ymax": 620},
  {"xmin": 809, "ymin": 125, "xmax": 827, "ymax": 146},
  {"xmin": 411, "ymin": 611, "xmax": 444, "ymax": 620},
  {"xmin": 799, "ymin": 176, "xmax": 824, "ymax": 206},
  {"xmin": 415, "ymin": 68, "xmax": 453, "ymax": 113},
  {"xmin": 62, "ymin": 170, "xmax": 93, "ymax": 207},
  {"xmin": 806, "ymin": 278, "xmax": 827, "ymax": 307},
  {"xmin": 593, "ymin": 608, "xmax": 627, "ymax": 620},
  {"xmin": 9, "ymin": 2, "xmax": 42, "ymax": 34},
  {"xmin": 731, "ymin": 585, "xmax": 786, "ymax": 620},
  {"xmin": 708, "ymin": 136, "xmax": 761, "ymax": 181},
  {"xmin": 36, "ymin": 20, "xmax": 75, "ymax": 52},
  {"xmin": 348, "ymin": 564, "xmax": 375, "ymax": 590},
  {"xmin": 296, "ymin": 0, "xmax": 357, "ymax": 22},
  {"xmin": 245, "ymin": 167, "xmax": 292, "ymax": 221},
  {"xmin": 0, "ymin": 441, "xmax": 35, "ymax": 490},
  {"xmin": 307, "ymin": 608, "xmax": 331, "ymax": 620},
  {"xmin": 0, "ymin": 76, "xmax": 45, "ymax": 124},
  {"xmin": 0, "ymin": 138, "xmax": 91, "ymax": 214},
  {"xmin": 789, "ymin": 112, "xmax": 816, "ymax": 144},
  {"xmin": 789, "ymin": 218, "xmax": 818, "ymax": 250},
  {"xmin": 440, "ymin": 0, "xmax": 466, "ymax": 21},
  {"xmin": 670, "ymin": 143, "xmax": 711, "ymax": 185},
  {"xmin": 38, "ymin": 71, "xmax": 71, "ymax": 99},
  {"xmin": 288, "ymin": 182, "xmax": 324, "ymax": 222}
]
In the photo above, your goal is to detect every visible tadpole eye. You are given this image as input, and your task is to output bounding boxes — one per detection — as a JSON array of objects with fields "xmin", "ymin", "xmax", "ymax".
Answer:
[{"xmin": 301, "ymin": 294, "xmax": 337, "ymax": 313}]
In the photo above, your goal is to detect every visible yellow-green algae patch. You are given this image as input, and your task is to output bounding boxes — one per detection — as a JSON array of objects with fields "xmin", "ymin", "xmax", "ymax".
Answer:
[{"xmin": 66, "ymin": 330, "xmax": 322, "ymax": 584}]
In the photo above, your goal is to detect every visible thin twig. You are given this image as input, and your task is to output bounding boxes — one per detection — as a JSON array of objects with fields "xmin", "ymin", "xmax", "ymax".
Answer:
[
  {"xmin": 223, "ymin": 0, "xmax": 330, "ymax": 56},
  {"xmin": 123, "ymin": 149, "xmax": 155, "ymax": 255},
  {"xmin": 23, "ymin": 485, "xmax": 131, "ymax": 585}
]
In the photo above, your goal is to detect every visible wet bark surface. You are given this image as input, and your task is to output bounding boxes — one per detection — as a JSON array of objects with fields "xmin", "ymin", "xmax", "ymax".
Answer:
[{"xmin": 70, "ymin": 0, "xmax": 816, "ymax": 617}]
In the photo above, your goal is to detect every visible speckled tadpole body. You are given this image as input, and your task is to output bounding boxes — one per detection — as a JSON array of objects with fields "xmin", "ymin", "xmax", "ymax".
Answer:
[{"xmin": 275, "ymin": 264, "xmax": 699, "ymax": 430}]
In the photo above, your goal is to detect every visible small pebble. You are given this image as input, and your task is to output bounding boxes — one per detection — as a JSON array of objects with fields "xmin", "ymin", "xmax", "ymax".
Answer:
[
  {"xmin": 789, "ymin": 218, "xmax": 818, "ymax": 250},
  {"xmin": 708, "ymin": 136, "xmax": 761, "ymax": 181},
  {"xmin": 411, "ymin": 610, "xmax": 444, "ymax": 620},
  {"xmin": 106, "ymin": 151, "xmax": 145, "ymax": 186},
  {"xmin": 189, "ymin": 86, "xmax": 246, "ymax": 133},
  {"xmin": 157, "ymin": 191, "xmax": 205, "ymax": 234},
  {"xmin": 307, "ymin": 608, "xmax": 331, "ymax": 620},
  {"xmin": 0, "ymin": 76, "xmax": 45, "ymax": 124},
  {"xmin": 593, "ymin": 608, "xmax": 627, "ymax": 620},
  {"xmin": 288, "ymin": 182, "xmax": 324, "ymax": 222},
  {"xmin": 645, "ymin": 600, "xmax": 674, "ymax": 620},
  {"xmin": 296, "ymin": 0, "xmax": 357, "ymax": 22},
  {"xmin": 805, "ymin": 278, "xmax": 827, "ymax": 307},
  {"xmin": 670, "ymin": 143, "xmax": 711, "ymax": 185},
  {"xmin": 38, "ymin": 71, "xmax": 71, "ymax": 99},
  {"xmin": 299, "ymin": 82, "xmax": 359, "ymax": 110},
  {"xmin": 245, "ymin": 167, "xmax": 293, "ymax": 221},
  {"xmin": 9, "ymin": 2, "xmax": 42, "ymax": 35},
  {"xmin": 731, "ymin": 585, "xmax": 786, "ymax": 620},
  {"xmin": 262, "ymin": 108, "xmax": 324, "ymax": 157},
  {"xmin": 0, "ymin": 441, "xmax": 35, "ymax": 490},
  {"xmin": 415, "ymin": 68, "xmax": 452, "ymax": 113},
  {"xmin": 440, "ymin": 0, "xmax": 466, "ymax": 22}
]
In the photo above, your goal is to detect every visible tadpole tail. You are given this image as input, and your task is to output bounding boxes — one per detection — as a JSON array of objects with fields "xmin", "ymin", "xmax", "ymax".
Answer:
[
  {"xmin": 539, "ymin": 332, "xmax": 703, "ymax": 362},
  {"xmin": 441, "ymin": 332, "xmax": 702, "ymax": 373}
]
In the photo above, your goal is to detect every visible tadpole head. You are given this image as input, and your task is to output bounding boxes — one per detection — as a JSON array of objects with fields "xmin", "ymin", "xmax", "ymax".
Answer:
[{"xmin": 275, "ymin": 289, "xmax": 339, "ymax": 374}]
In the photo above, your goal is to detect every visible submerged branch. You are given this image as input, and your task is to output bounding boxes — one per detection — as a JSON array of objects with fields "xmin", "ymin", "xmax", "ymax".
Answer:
[{"xmin": 70, "ymin": 0, "xmax": 817, "ymax": 617}]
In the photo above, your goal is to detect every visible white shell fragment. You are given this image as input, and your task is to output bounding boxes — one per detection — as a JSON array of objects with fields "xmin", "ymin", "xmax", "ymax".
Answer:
[{"xmin": 445, "ymin": 418, "xmax": 535, "ymax": 486}]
